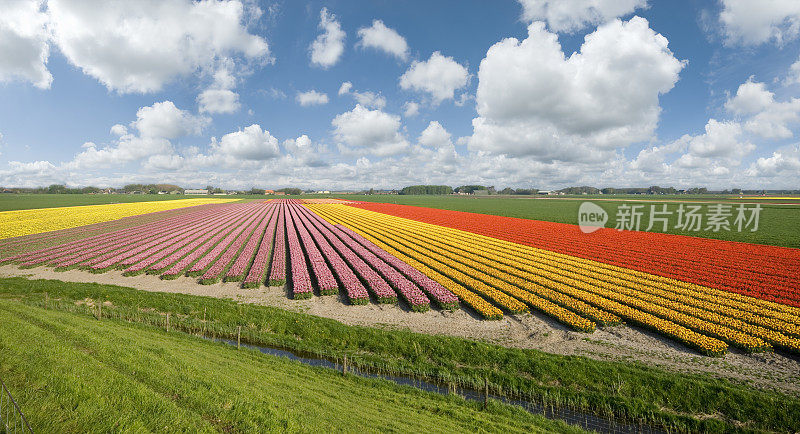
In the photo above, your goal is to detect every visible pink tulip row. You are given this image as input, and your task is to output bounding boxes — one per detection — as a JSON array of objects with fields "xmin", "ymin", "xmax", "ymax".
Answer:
[
  {"xmin": 86, "ymin": 206, "xmax": 245, "ymax": 272},
  {"xmin": 335, "ymin": 225, "xmax": 460, "ymax": 310},
  {"xmin": 263, "ymin": 207, "xmax": 287, "ymax": 287},
  {"xmin": 6, "ymin": 202, "xmax": 241, "ymax": 266},
  {"xmin": 227, "ymin": 205, "xmax": 279, "ymax": 283},
  {"xmin": 286, "ymin": 205, "xmax": 339, "ymax": 295},
  {"xmin": 0, "ymin": 202, "xmax": 222, "ymax": 255},
  {"xmin": 299, "ymin": 209, "xmax": 430, "ymax": 310},
  {"xmin": 199, "ymin": 203, "xmax": 275, "ymax": 283},
  {"xmin": 287, "ymin": 205, "xmax": 339, "ymax": 295},
  {"xmin": 144, "ymin": 204, "xmax": 259, "ymax": 274},
  {"xmin": 158, "ymin": 204, "xmax": 264, "ymax": 279},
  {"xmin": 285, "ymin": 206, "xmax": 314, "ymax": 298},
  {"xmin": 187, "ymin": 203, "xmax": 270, "ymax": 277},
  {"xmin": 13, "ymin": 203, "xmax": 245, "ymax": 268},
  {"xmin": 291, "ymin": 205, "xmax": 370, "ymax": 304},
  {"xmin": 117, "ymin": 206, "xmax": 248, "ymax": 273},
  {"xmin": 77, "ymin": 203, "xmax": 254, "ymax": 273}
]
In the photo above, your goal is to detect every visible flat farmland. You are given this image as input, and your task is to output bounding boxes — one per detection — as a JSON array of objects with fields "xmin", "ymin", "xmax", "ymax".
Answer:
[{"xmin": 1, "ymin": 195, "xmax": 799, "ymax": 433}]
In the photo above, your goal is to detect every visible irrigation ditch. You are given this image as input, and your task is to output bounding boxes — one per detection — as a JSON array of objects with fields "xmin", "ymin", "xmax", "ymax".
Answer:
[{"xmin": 13, "ymin": 296, "xmax": 674, "ymax": 434}]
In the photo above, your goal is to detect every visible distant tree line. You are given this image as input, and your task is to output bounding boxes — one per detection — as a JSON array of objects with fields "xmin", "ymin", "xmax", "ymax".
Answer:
[{"xmin": 399, "ymin": 185, "xmax": 453, "ymax": 195}]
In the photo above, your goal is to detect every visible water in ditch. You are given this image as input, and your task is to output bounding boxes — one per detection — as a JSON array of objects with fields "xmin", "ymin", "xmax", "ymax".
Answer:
[{"xmin": 212, "ymin": 337, "xmax": 666, "ymax": 434}]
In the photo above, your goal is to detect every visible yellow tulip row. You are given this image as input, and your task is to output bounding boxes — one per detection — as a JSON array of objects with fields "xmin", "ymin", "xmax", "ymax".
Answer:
[
  {"xmin": 0, "ymin": 198, "xmax": 236, "ymax": 240},
  {"xmin": 455, "ymin": 226, "xmax": 800, "ymax": 331},
  {"xmin": 351, "ymin": 206, "xmax": 798, "ymax": 346},
  {"xmin": 330, "ymin": 207, "xmax": 754, "ymax": 353},
  {"xmin": 318, "ymin": 206, "xmax": 505, "ymax": 320},
  {"xmin": 308, "ymin": 204, "xmax": 780, "ymax": 355},
  {"xmin": 343, "ymin": 216, "xmax": 601, "ymax": 332},
  {"xmin": 321, "ymin": 207, "xmax": 604, "ymax": 331}
]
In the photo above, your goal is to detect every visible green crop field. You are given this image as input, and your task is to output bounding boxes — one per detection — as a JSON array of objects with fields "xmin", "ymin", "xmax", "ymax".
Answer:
[
  {"xmin": 1, "ymin": 277, "xmax": 797, "ymax": 433},
  {"xmin": 0, "ymin": 296, "xmax": 577, "ymax": 433},
  {"xmin": 336, "ymin": 194, "xmax": 800, "ymax": 248}
]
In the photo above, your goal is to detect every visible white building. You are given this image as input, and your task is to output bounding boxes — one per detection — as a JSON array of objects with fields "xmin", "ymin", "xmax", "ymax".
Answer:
[{"xmin": 185, "ymin": 189, "xmax": 208, "ymax": 195}]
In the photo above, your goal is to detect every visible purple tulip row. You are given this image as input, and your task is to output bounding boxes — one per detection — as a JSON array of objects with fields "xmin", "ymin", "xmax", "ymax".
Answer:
[
  {"xmin": 158, "ymin": 205, "xmax": 264, "ymax": 279},
  {"xmin": 298, "ymin": 208, "xmax": 430, "ymax": 311},
  {"xmin": 66, "ymin": 203, "xmax": 255, "ymax": 273},
  {"xmin": 199, "ymin": 204, "xmax": 275, "ymax": 283},
  {"xmin": 335, "ymin": 225, "xmax": 460, "ymax": 310},
  {"xmin": 0, "ymin": 203, "xmax": 224, "ymax": 258},
  {"xmin": 188, "ymin": 203, "xmax": 271, "ymax": 277},
  {"xmin": 285, "ymin": 206, "xmax": 314, "ymax": 299},
  {"xmin": 87, "ymin": 206, "xmax": 248, "ymax": 272},
  {"xmin": 290, "ymin": 205, "xmax": 371, "ymax": 304},
  {"xmin": 286, "ymin": 205, "xmax": 339, "ymax": 295},
  {"xmin": 227, "ymin": 205, "xmax": 278, "ymax": 283},
  {"xmin": 121, "ymin": 205, "xmax": 256, "ymax": 275},
  {"xmin": 263, "ymin": 207, "xmax": 287, "ymax": 287},
  {"xmin": 11, "ymin": 203, "xmax": 247, "ymax": 269}
]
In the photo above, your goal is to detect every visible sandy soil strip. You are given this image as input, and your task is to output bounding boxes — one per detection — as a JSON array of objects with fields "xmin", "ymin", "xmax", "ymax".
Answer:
[{"xmin": 1, "ymin": 264, "xmax": 797, "ymax": 395}]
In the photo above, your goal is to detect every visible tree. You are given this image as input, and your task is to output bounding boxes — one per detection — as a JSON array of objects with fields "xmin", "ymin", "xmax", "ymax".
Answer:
[
  {"xmin": 399, "ymin": 185, "xmax": 453, "ymax": 195},
  {"xmin": 454, "ymin": 185, "xmax": 487, "ymax": 194},
  {"xmin": 277, "ymin": 188, "xmax": 302, "ymax": 195},
  {"xmin": 249, "ymin": 188, "xmax": 265, "ymax": 195}
]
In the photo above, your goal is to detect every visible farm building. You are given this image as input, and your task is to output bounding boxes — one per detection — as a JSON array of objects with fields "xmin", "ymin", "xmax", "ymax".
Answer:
[{"xmin": 185, "ymin": 189, "xmax": 209, "ymax": 195}]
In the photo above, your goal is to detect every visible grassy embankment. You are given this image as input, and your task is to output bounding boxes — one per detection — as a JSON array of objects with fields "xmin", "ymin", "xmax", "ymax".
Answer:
[
  {"xmin": 1, "ymin": 277, "xmax": 797, "ymax": 433},
  {"xmin": 0, "ymin": 298, "xmax": 573, "ymax": 433},
  {"xmin": 337, "ymin": 194, "xmax": 800, "ymax": 248}
]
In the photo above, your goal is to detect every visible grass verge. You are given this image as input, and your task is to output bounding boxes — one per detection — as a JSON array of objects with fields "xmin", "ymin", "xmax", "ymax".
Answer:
[{"xmin": 0, "ymin": 277, "xmax": 798, "ymax": 432}]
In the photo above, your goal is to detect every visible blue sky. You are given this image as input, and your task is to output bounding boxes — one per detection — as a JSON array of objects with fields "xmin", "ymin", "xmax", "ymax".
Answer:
[{"xmin": 1, "ymin": 0, "xmax": 800, "ymax": 190}]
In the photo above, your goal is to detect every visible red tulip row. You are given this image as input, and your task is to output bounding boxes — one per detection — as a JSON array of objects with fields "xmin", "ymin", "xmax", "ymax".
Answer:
[
  {"xmin": 352, "ymin": 203, "xmax": 800, "ymax": 307},
  {"xmin": 291, "ymin": 204, "xmax": 371, "ymax": 304},
  {"xmin": 227, "ymin": 206, "xmax": 279, "ymax": 283},
  {"xmin": 199, "ymin": 204, "xmax": 276, "ymax": 284},
  {"xmin": 286, "ymin": 205, "xmax": 339, "ymax": 295}
]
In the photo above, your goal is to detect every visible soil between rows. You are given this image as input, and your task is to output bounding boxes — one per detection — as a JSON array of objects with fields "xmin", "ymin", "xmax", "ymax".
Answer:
[{"xmin": 2, "ymin": 263, "xmax": 798, "ymax": 396}]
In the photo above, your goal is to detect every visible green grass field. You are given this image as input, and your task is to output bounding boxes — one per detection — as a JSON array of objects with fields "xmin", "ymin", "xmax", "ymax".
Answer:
[
  {"xmin": 336, "ymin": 195, "xmax": 800, "ymax": 248},
  {"xmin": 0, "ymin": 193, "xmax": 211, "ymax": 212},
  {"xmin": 0, "ymin": 298, "xmax": 577, "ymax": 433},
  {"xmin": 2, "ymin": 277, "xmax": 797, "ymax": 433}
]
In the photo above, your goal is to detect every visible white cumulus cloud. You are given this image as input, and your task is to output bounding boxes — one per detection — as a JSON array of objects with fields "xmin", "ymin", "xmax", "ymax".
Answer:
[
  {"xmin": 211, "ymin": 124, "xmax": 280, "ymax": 161},
  {"xmin": 468, "ymin": 17, "xmax": 684, "ymax": 162},
  {"xmin": 296, "ymin": 90, "xmax": 329, "ymax": 106},
  {"xmin": 309, "ymin": 7, "xmax": 345, "ymax": 68},
  {"xmin": 0, "ymin": 0, "xmax": 52, "ymax": 89},
  {"xmin": 517, "ymin": 0, "xmax": 647, "ymax": 33},
  {"xmin": 357, "ymin": 20, "xmax": 409, "ymax": 60},
  {"xmin": 418, "ymin": 121, "xmax": 452, "ymax": 148},
  {"xmin": 725, "ymin": 78, "xmax": 800, "ymax": 139},
  {"xmin": 719, "ymin": 0, "xmax": 800, "ymax": 46},
  {"xmin": 399, "ymin": 51, "xmax": 469, "ymax": 104},
  {"xmin": 47, "ymin": 0, "xmax": 269, "ymax": 93},
  {"xmin": 332, "ymin": 104, "xmax": 409, "ymax": 156},
  {"xmin": 198, "ymin": 89, "xmax": 241, "ymax": 114}
]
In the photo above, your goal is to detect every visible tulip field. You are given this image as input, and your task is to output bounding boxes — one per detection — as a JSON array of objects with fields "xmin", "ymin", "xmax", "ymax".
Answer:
[{"xmin": 1, "ymin": 198, "xmax": 799, "ymax": 357}]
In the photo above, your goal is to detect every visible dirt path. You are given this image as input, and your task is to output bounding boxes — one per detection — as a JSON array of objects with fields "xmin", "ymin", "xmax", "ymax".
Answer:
[{"xmin": 2, "ymin": 264, "xmax": 798, "ymax": 395}]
